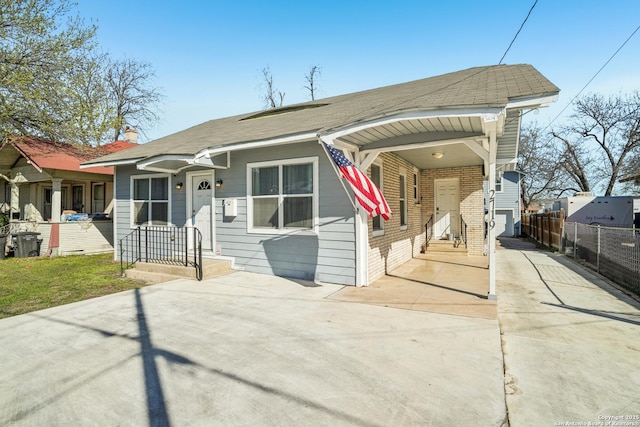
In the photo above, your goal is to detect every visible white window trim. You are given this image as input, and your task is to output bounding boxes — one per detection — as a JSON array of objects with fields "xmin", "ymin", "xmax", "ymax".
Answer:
[
  {"xmin": 129, "ymin": 173, "xmax": 173, "ymax": 228},
  {"xmin": 371, "ymin": 160, "xmax": 384, "ymax": 237},
  {"xmin": 496, "ymin": 176, "xmax": 503, "ymax": 193},
  {"xmin": 399, "ymin": 171, "xmax": 408, "ymax": 230},
  {"xmin": 246, "ymin": 157, "xmax": 319, "ymax": 235}
]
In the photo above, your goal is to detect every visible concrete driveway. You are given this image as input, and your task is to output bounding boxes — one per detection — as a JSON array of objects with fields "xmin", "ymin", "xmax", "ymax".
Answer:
[
  {"xmin": 497, "ymin": 238, "xmax": 640, "ymax": 426},
  {"xmin": 2, "ymin": 238, "xmax": 638, "ymax": 426},
  {"xmin": 0, "ymin": 271, "xmax": 506, "ymax": 426}
]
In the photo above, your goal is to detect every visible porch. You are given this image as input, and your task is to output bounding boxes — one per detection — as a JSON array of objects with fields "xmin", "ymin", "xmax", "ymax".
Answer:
[
  {"xmin": 1, "ymin": 219, "xmax": 114, "ymax": 257},
  {"xmin": 329, "ymin": 252, "xmax": 495, "ymax": 320}
]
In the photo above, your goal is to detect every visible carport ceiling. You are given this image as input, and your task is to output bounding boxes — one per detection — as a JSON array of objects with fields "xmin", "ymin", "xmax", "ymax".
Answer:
[
  {"xmin": 336, "ymin": 114, "xmax": 490, "ymax": 170},
  {"xmin": 394, "ymin": 142, "xmax": 484, "ymax": 170}
]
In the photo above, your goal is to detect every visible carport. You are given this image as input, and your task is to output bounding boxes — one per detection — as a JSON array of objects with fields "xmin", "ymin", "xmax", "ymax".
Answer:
[{"xmin": 329, "ymin": 252, "xmax": 495, "ymax": 319}]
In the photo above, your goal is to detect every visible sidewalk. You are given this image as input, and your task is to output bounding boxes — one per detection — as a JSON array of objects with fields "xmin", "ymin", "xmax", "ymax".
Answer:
[{"xmin": 496, "ymin": 238, "xmax": 640, "ymax": 426}]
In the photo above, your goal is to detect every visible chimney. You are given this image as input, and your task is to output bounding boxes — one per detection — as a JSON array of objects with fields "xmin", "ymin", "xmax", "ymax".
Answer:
[{"xmin": 124, "ymin": 126, "xmax": 138, "ymax": 144}]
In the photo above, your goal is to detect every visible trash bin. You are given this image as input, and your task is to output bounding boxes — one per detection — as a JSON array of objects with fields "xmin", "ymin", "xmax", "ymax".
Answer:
[
  {"xmin": 0, "ymin": 235, "xmax": 6, "ymax": 260},
  {"xmin": 11, "ymin": 232, "xmax": 42, "ymax": 258}
]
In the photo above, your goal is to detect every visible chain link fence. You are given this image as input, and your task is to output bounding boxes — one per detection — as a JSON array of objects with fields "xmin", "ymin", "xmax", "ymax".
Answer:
[{"xmin": 562, "ymin": 222, "xmax": 640, "ymax": 296}]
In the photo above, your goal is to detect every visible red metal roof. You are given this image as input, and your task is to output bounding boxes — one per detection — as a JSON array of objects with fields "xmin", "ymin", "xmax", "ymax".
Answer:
[{"xmin": 3, "ymin": 137, "xmax": 136, "ymax": 175}]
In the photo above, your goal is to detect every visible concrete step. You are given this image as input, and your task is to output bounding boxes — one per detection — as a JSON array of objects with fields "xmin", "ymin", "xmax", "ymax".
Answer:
[
  {"xmin": 424, "ymin": 239, "xmax": 468, "ymax": 254},
  {"xmin": 125, "ymin": 258, "xmax": 233, "ymax": 284}
]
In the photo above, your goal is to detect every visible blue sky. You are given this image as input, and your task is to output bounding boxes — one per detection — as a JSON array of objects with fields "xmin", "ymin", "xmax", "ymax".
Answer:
[{"xmin": 76, "ymin": 1, "xmax": 640, "ymax": 142}]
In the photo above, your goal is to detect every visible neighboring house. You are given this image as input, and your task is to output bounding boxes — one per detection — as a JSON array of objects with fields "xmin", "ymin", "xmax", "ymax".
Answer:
[
  {"xmin": 83, "ymin": 64, "xmax": 559, "ymax": 297},
  {"xmin": 0, "ymin": 131, "xmax": 137, "ymax": 255},
  {"xmin": 484, "ymin": 171, "xmax": 523, "ymax": 237}
]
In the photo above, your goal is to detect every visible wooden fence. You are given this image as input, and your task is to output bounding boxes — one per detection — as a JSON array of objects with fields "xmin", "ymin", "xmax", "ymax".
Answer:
[{"xmin": 521, "ymin": 210, "xmax": 565, "ymax": 250}]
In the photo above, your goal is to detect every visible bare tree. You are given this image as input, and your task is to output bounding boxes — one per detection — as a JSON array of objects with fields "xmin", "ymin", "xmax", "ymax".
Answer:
[
  {"xmin": 551, "ymin": 130, "xmax": 594, "ymax": 194},
  {"xmin": 106, "ymin": 58, "xmax": 164, "ymax": 142},
  {"xmin": 261, "ymin": 67, "xmax": 285, "ymax": 108},
  {"xmin": 520, "ymin": 92, "xmax": 640, "ymax": 201},
  {"xmin": 518, "ymin": 125, "xmax": 564, "ymax": 208},
  {"xmin": 552, "ymin": 92, "xmax": 640, "ymax": 196},
  {"xmin": 304, "ymin": 65, "xmax": 321, "ymax": 100}
]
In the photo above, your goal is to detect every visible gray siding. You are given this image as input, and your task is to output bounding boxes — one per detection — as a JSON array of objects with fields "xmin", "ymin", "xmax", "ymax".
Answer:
[
  {"xmin": 495, "ymin": 172, "xmax": 520, "ymax": 210},
  {"xmin": 485, "ymin": 171, "xmax": 521, "ymax": 236},
  {"xmin": 113, "ymin": 142, "xmax": 356, "ymax": 285},
  {"xmin": 213, "ymin": 142, "xmax": 356, "ymax": 285}
]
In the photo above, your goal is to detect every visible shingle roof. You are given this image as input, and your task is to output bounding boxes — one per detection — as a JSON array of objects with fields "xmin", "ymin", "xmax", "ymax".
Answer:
[
  {"xmin": 1, "ymin": 137, "xmax": 137, "ymax": 175},
  {"xmin": 84, "ymin": 64, "xmax": 559, "ymax": 166}
]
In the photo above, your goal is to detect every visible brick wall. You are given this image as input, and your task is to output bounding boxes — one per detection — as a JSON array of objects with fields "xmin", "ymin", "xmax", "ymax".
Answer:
[{"xmin": 367, "ymin": 153, "xmax": 425, "ymax": 283}]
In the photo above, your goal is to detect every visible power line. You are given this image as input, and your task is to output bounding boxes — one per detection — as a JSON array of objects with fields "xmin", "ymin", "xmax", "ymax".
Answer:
[
  {"xmin": 499, "ymin": 0, "xmax": 538, "ymax": 65},
  {"xmin": 542, "ymin": 23, "xmax": 640, "ymax": 132}
]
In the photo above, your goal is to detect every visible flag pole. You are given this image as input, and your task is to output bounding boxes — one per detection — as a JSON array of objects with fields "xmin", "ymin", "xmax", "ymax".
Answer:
[{"xmin": 318, "ymin": 137, "xmax": 358, "ymax": 212}]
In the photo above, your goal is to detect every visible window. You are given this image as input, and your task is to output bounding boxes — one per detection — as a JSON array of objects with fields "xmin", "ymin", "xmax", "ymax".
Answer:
[
  {"xmin": 371, "ymin": 162, "xmax": 384, "ymax": 236},
  {"xmin": 132, "ymin": 175, "xmax": 170, "ymax": 226},
  {"xmin": 197, "ymin": 180, "xmax": 211, "ymax": 190},
  {"xmin": 92, "ymin": 183, "xmax": 105, "ymax": 213},
  {"xmin": 413, "ymin": 172, "xmax": 419, "ymax": 203},
  {"xmin": 72, "ymin": 185, "xmax": 84, "ymax": 212},
  {"xmin": 495, "ymin": 176, "xmax": 503, "ymax": 192},
  {"xmin": 4, "ymin": 182, "xmax": 10, "ymax": 205},
  {"xmin": 400, "ymin": 174, "xmax": 407, "ymax": 228},
  {"xmin": 248, "ymin": 157, "xmax": 318, "ymax": 233},
  {"xmin": 43, "ymin": 187, "xmax": 68, "ymax": 220}
]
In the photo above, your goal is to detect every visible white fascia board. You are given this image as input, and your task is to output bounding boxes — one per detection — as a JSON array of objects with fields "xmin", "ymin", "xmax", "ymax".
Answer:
[
  {"xmin": 136, "ymin": 155, "xmax": 194, "ymax": 171},
  {"xmin": 320, "ymin": 108, "xmax": 505, "ymax": 141},
  {"xmin": 506, "ymin": 94, "xmax": 559, "ymax": 110},
  {"xmin": 79, "ymin": 158, "xmax": 143, "ymax": 169},
  {"xmin": 194, "ymin": 132, "xmax": 317, "ymax": 160}
]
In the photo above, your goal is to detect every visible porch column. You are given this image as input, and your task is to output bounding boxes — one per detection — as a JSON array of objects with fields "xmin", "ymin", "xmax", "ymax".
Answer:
[
  {"xmin": 51, "ymin": 178, "xmax": 63, "ymax": 223},
  {"xmin": 354, "ymin": 209, "xmax": 369, "ymax": 287},
  {"xmin": 487, "ymin": 131, "xmax": 497, "ymax": 300},
  {"xmin": 9, "ymin": 181, "xmax": 20, "ymax": 220}
]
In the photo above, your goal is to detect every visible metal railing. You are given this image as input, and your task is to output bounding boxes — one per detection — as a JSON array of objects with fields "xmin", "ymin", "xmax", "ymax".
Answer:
[
  {"xmin": 460, "ymin": 215, "xmax": 468, "ymax": 249},
  {"xmin": 424, "ymin": 215, "xmax": 433, "ymax": 249},
  {"xmin": 119, "ymin": 226, "xmax": 203, "ymax": 281}
]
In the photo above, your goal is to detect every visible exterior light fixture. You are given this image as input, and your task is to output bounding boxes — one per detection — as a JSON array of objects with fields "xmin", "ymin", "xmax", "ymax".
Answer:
[
  {"xmin": 432, "ymin": 152, "xmax": 444, "ymax": 159},
  {"xmin": 216, "ymin": 179, "xmax": 223, "ymax": 187},
  {"xmin": 175, "ymin": 182, "xmax": 183, "ymax": 190}
]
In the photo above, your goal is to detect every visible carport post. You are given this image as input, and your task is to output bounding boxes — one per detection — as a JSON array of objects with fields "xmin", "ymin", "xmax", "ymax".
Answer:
[
  {"xmin": 355, "ymin": 208, "xmax": 369, "ymax": 287},
  {"xmin": 487, "ymin": 127, "xmax": 497, "ymax": 300}
]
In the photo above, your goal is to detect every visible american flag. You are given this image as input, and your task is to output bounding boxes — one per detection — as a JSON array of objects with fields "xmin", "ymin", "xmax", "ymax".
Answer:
[{"xmin": 323, "ymin": 142, "xmax": 391, "ymax": 220}]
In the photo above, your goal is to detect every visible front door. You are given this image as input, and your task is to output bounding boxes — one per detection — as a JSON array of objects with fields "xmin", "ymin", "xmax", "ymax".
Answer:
[
  {"xmin": 434, "ymin": 179, "xmax": 459, "ymax": 239},
  {"xmin": 191, "ymin": 174, "xmax": 214, "ymax": 251}
]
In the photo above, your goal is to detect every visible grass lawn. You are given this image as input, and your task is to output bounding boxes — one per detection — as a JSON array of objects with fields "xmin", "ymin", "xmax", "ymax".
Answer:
[{"xmin": 0, "ymin": 253, "xmax": 147, "ymax": 319}]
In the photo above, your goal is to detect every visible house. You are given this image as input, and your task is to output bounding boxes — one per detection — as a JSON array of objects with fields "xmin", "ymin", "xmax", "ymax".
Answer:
[
  {"xmin": 83, "ymin": 64, "xmax": 559, "ymax": 297},
  {"xmin": 0, "ymin": 131, "xmax": 137, "ymax": 255},
  {"xmin": 484, "ymin": 170, "xmax": 523, "ymax": 237}
]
